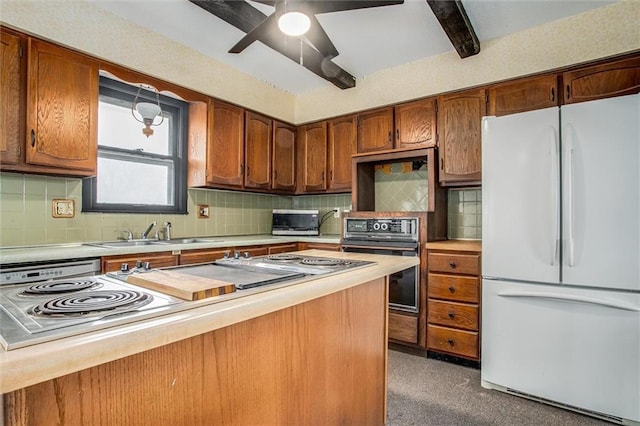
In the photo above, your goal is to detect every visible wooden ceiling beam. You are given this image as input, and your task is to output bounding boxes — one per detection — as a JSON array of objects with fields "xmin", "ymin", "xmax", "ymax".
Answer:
[
  {"xmin": 189, "ymin": 0, "xmax": 356, "ymax": 89},
  {"xmin": 426, "ymin": 0, "xmax": 480, "ymax": 58}
]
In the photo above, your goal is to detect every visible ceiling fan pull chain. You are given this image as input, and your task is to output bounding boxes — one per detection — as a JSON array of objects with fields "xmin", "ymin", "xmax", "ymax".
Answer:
[{"xmin": 300, "ymin": 39, "xmax": 303, "ymax": 66}]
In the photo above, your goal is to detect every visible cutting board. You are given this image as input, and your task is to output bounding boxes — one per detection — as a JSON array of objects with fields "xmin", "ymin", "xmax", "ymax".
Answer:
[{"xmin": 126, "ymin": 270, "xmax": 236, "ymax": 301}]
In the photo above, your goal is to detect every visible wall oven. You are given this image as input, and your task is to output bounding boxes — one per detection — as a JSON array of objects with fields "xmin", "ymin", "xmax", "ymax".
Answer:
[{"xmin": 342, "ymin": 217, "xmax": 419, "ymax": 313}]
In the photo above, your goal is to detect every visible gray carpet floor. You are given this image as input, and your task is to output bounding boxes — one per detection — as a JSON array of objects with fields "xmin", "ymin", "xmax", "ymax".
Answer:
[{"xmin": 387, "ymin": 349, "xmax": 613, "ymax": 426}]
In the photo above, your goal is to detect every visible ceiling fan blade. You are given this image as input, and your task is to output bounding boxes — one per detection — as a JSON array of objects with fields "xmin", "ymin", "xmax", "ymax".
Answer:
[
  {"xmin": 304, "ymin": 15, "xmax": 339, "ymax": 59},
  {"xmin": 249, "ymin": 0, "xmax": 277, "ymax": 5},
  {"xmin": 229, "ymin": 13, "xmax": 277, "ymax": 53},
  {"xmin": 303, "ymin": 0, "xmax": 404, "ymax": 15},
  {"xmin": 426, "ymin": 0, "xmax": 480, "ymax": 58}
]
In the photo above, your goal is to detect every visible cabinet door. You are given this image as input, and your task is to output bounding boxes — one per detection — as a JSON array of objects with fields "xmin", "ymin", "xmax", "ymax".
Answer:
[
  {"xmin": 297, "ymin": 121, "xmax": 327, "ymax": 192},
  {"xmin": 208, "ymin": 100, "xmax": 244, "ymax": 187},
  {"xmin": 357, "ymin": 107, "xmax": 393, "ymax": 153},
  {"xmin": 563, "ymin": 56, "xmax": 640, "ymax": 104},
  {"xmin": 244, "ymin": 111, "xmax": 272, "ymax": 189},
  {"xmin": 394, "ymin": 98, "xmax": 436, "ymax": 149},
  {"xmin": 488, "ymin": 74, "xmax": 558, "ymax": 116},
  {"xmin": 272, "ymin": 121, "xmax": 296, "ymax": 192},
  {"xmin": 1, "ymin": 30, "xmax": 22, "ymax": 165},
  {"xmin": 179, "ymin": 248, "xmax": 229, "ymax": 265},
  {"xmin": 268, "ymin": 243, "xmax": 299, "ymax": 254},
  {"xmin": 101, "ymin": 253, "xmax": 178, "ymax": 273},
  {"xmin": 26, "ymin": 39, "xmax": 98, "ymax": 173},
  {"xmin": 328, "ymin": 115, "xmax": 357, "ymax": 191},
  {"xmin": 437, "ymin": 89, "xmax": 485, "ymax": 184}
]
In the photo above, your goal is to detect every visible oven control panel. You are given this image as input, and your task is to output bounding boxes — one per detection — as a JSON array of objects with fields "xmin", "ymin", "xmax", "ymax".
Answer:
[{"xmin": 343, "ymin": 217, "xmax": 418, "ymax": 241}]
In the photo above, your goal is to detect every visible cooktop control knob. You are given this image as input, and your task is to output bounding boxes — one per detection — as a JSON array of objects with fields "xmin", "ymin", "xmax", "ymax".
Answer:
[
  {"xmin": 120, "ymin": 263, "xmax": 129, "ymax": 273},
  {"xmin": 223, "ymin": 251, "xmax": 230, "ymax": 259},
  {"xmin": 143, "ymin": 261, "xmax": 151, "ymax": 270},
  {"xmin": 135, "ymin": 260, "xmax": 143, "ymax": 269},
  {"xmin": 233, "ymin": 251, "xmax": 240, "ymax": 260},
  {"xmin": 243, "ymin": 252, "xmax": 250, "ymax": 259}
]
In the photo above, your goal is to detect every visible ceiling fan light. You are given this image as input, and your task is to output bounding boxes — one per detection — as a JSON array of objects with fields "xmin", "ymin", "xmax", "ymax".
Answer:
[
  {"xmin": 278, "ymin": 11, "xmax": 310, "ymax": 36},
  {"xmin": 135, "ymin": 102, "xmax": 162, "ymax": 122}
]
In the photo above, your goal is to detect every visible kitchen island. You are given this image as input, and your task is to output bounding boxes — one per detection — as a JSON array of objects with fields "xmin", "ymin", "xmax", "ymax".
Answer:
[{"xmin": 1, "ymin": 250, "xmax": 416, "ymax": 426}]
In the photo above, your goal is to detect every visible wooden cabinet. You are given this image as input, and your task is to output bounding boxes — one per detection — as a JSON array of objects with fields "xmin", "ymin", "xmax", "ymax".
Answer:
[
  {"xmin": 328, "ymin": 115, "xmax": 357, "ymax": 190},
  {"xmin": 234, "ymin": 245, "xmax": 269, "ymax": 257},
  {"xmin": 298, "ymin": 242, "xmax": 341, "ymax": 251},
  {"xmin": 1, "ymin": 29, "xmax": 23, "ymax": 166},
  {"xmin": 179, "ymin": 248, "xmax": 229, "ymax": 265},
  {"xmin": 208, "ymin": 100, "xmax": 245, "ymax": 188},
  {"xmin": 244, "ymin": 111, "xmax": 272, "ymax": 190},
  {"xmin": 297, "ymin": 121, "xmax": 328, "ymax": 192},
  {"xmin": 389, "ymin": 311, "xmax": 419, "ymax": 344},
  {"xmin": 437, "ymin": 88, "xmax": 485, "ymax": 185},
  {"xmin": 272, "ymin": 121, "xmax": 296, "ymax": 192},
  {"xmin": 25, "ymin": 39, "xmax": 98, "ymax": 174},
  {"xmin": 356, "ymin": 107, "xmax": 394, "ymax": 153},
  {"xmin": 268, "ymin": 243, "xmax": 299, "ymax": 254},
  {"xmin": 394, "ymin": 98, "xmax": 437, "ymax": 149},
  {"xmin": 426, "ymin": 246, "xmax": 481, "ymax": 361},
  {"xmin": 563, "ymin": 56, "xmax": 640, "ymax": 104},
  {"xmin": 488, "ymin": 74, "xmax": 559, "ymax": 116},
  {"xmin": 101, "ymin": 253, "xmax": 179, "ymax": 273}
]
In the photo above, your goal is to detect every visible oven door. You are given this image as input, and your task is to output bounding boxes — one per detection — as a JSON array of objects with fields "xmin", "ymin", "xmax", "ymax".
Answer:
[{"xmin": 342, "ymin": 243, "xmax": 419, "ymax": 313}]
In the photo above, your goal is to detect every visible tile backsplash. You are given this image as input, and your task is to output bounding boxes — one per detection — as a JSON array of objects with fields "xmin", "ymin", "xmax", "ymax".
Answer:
[
  {"xmin": 447, "ymin": 188, "xmax": 482, "ymax": 240},
  {"xmin": 374, "ymin": 161, "xmax": 428, "ymax": 212},
  {"xmin": 0, "ymin": 172, "xmax": 478, "ymax": 246}
]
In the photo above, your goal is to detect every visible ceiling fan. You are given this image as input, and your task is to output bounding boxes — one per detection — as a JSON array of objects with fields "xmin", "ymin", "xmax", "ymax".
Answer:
[{"xmin": 189, "ymin": 0, "xmax": 480, "ymax": 90}]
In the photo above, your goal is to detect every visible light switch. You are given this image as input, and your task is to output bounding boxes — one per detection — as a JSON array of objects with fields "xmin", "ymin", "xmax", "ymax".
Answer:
[
  {"xmin": 52, "ymin": 199, "xmax": 75, "ymax": 218},
  {"xmin": 198, "ymin": 204, "xmax": 210, "ymax": 219}
]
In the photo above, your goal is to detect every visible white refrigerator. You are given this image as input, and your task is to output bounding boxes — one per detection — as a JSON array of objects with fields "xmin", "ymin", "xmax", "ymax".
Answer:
[{"xmin": 481, "ymin": 94, "xmax": 640, "ymax": 425}]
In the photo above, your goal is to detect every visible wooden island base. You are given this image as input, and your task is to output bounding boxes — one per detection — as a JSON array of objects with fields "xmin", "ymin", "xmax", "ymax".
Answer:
[{"xmin": 5, "ymin": 277, "xmax": 388, "ymax": 426}]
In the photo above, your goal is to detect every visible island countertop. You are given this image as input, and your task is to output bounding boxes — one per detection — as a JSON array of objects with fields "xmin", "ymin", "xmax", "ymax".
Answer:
[{"xmin": 0, "ymin": 250, "xmax": 416, "ymax": 394}]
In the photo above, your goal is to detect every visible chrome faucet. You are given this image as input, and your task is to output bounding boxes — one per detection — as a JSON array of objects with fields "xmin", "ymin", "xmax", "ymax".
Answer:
[
  {"xmin": 141, "ymin": 221, "xmax": 157, "ymax": 239},
  {"xmin": 164, "ymin": 221, "xmax": 172, "ymax": 241}
]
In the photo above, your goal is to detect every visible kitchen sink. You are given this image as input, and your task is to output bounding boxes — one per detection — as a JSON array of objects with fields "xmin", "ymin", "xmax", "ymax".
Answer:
[
  {"xmin": 152, "ymin": 238, "xmax": 219, "ymax": 244},
  {"xmin": 84, "ymin": 238, "xmax": 220, "ymax": 248}
]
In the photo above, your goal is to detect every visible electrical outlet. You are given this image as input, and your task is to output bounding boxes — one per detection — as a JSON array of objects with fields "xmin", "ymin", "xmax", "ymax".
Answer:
[{"xmin": 333, "ymin": 208, "xmax": 341, "ymax": 219}]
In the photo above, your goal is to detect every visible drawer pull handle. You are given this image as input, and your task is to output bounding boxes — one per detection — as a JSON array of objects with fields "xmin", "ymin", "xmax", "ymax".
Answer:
[
  {"xmin": 448, "ymin": 312, "xmax": 455, "ymax": 319},
  {"xmin": 448, "ymin": 286, "xmax": 455, "ymax": 293},
  {"xmin": 447, "ymin": 339, "xmax": 455, "ymax": 347},
  {"xmin": 449, "ymin": 261, "xmax": 457, "ymax": 269}
]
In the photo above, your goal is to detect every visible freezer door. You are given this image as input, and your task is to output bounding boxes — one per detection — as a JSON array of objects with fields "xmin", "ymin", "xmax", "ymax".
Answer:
[
  {"xmin": 482, "ymin": 108, "xmax": 560, "ymax": 284},
  {"xmin": 481, "ymin": 279, "xmax": 640, "ymax": 422},
  {"xmin": 561, "ymin": 94, "xmax": 640, "ymax": 291}
]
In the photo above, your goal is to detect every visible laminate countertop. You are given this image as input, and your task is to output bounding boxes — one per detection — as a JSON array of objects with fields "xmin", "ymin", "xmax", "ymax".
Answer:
[
  {"xmin": 0, "ymin": 234, "xmax": 341, "ymax": 265},
  {"xmin": 425, "ymin": 240, "xmax": 482, "ymax": 252},
  {"xmin": 0, "ymin": 250, "xmax": 416, "ymax": 394}
]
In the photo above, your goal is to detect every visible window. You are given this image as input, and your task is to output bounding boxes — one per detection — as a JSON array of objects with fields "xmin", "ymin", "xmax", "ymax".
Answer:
[{"xmin": 83, "ymin": 76, "xmax": 188, "ymax": 214}]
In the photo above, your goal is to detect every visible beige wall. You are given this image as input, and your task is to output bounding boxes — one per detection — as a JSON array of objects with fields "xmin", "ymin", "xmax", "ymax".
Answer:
[{"xmin": 2, "ymin": 0, "xmax": 638, "ymax": 125}]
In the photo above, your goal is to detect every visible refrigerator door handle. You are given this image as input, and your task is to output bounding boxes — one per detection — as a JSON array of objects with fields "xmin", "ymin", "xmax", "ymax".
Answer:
[
  {"xmin": 497, "ymin": 290, "xmax": 640, "ymax": 312},
  {"xmin": 564, "ymin": 123, "xmax": 575, "ymax": 267},
  {"xmin": 549, "ymin": 126, "xmax": 559, "ymax": 266}
]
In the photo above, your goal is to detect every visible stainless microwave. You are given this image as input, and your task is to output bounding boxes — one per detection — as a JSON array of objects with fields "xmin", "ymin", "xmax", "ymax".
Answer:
[{"xmin": 272, "ymin": 209, "xmax": 319, "ymax": 236}]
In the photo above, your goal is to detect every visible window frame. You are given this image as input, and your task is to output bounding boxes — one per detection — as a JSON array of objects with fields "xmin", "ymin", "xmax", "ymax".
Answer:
[{"xmin": 82, "ymin": 76, "xmax": 188, "ymax": 214}]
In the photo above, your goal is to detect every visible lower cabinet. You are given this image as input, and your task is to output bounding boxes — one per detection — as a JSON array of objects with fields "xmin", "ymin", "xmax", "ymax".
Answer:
[
  {"xmin": 178, "ymin": 248, "xmax": 229, "ymax": 265},
  {"xmin": 388, "ymin": 311, "xmax": 418, "ymax": 344},
  {"xmin": 268, "ymin": 243, "xmax": 299, "ymax": 254},
  {"xmin": 298, "ymin": 242, "xmax": 341, "ymax": 251},
  {"xmin": 426, "ymin": 242, "xmax": 481, "ymax": 361},
  {"xmin": 101, "ymin": 253, "xmax": 179, "ymax": 273}
]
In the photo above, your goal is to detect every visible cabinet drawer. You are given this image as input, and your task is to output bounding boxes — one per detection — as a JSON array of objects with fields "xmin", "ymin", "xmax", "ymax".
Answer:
[
  {"xmin": 388, "ymin": 312, "xmax": 418, "ymax": 344},
  {"xmin": 179, "ymin": 249, "xmax": 229, "ymax": 265},
  {"xmin": 428, "ymin": 300, "xmax": 478, "ymax": 331},
  {"xmin": 427, "ymin": 325, "xmax": 478, "ymax": 359},
  {"xmin": 428, "ymin": 252, "xmax": 480, "ymax": 275},
  {"xmin": 428, "ymin": 273, "xmax": 479, "ymax": 303}
]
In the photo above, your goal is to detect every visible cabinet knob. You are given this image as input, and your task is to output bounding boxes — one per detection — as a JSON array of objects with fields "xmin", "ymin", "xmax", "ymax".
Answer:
[
  {"xmin": 447, "ymin": 339, "xmax": 455, "ymax": 347},
  {"xmin": 448, "ymin": 286, "xmax": 455, "ymax": 293},
  {"xmin": 449, "ymin": 260, "xmax": 457, "ymax": 269},
  {"xmin": 448, "ymin": 312, "xmax": 455, "ymax": 319},
  {"xmin": 551, "ymin": 87, "xmax": 555, "ymax": 102},
  {"xmin": 30, "ymin": 129, "xmax": 36, "ymax": 147}
]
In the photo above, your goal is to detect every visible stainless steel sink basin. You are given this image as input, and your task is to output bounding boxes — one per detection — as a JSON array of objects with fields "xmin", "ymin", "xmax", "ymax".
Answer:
[
  {"xmin": 152, "ymin": 238, "xmax": 219, "ymax": 244},
  {"xmin": 84, "ymin": 238, "xmax": 220, "ymax": 248}
]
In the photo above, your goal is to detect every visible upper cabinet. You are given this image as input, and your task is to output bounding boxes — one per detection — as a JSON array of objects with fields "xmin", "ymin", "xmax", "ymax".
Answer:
[
  {"xmin": 395, "ymin": 98, "xmax": 437, "ymax": 149},
  {"xmin": 272, "ymin": 121, "xmax": 296, "ymax": 192},
  {"xmin": 26, "ymin": 39, "xmax": 98, "ymax": 174},
  {"xmin": 357, "ymin": 107, "xmax": 394, "ymax": 153},
  {"xmin": 244, "ymin": 111, "xmax": 272, "ymax": 190},
  {"xmin": 1, "ymin": 31, "xmax": 99, "ymax": 176},
  {"xmin": 208, "ymin": 100, "xmax": 245, "ymax": 188},
  {"xmin": 1, "ymin": 29, "xmax": 23, "ymax": 166},
  {"xmin": 328, "ymin": 115, "xmax": 357, "ymax": 191},
  {"xmin": 488, "ymin": 74, "xmax": 558, "ymax": 116},
  {"xmin": 297, "ymin": 121, "xmax": 328, "ymax": 192},
  {"xmin": 563, "ymin": 56, "xmax": 640, "ymax": 104},
  {"xmin": 437, "ymin": 88, "xmax": 485, "ymax": 186}
]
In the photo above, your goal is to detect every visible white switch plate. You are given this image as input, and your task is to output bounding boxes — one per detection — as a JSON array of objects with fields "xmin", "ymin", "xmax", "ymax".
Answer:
[{"xmin": 333, "ymin": 208, "xmax": 341, "ymax": 218}]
